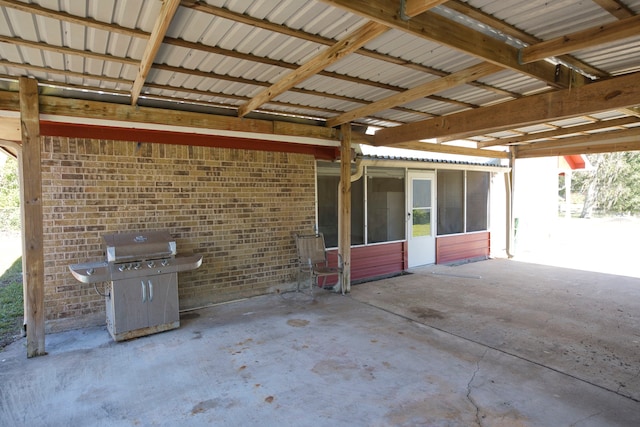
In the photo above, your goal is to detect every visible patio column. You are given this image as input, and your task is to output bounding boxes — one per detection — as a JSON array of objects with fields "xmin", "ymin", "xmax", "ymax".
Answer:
[
  {"xmin": 505, "ymin": 147, "xmax": 516, "ymax": 258},
  {"xmin": 338, "ymin": 123, "xmax": 351, "ymax": 293},
  {"xmin": 19, "ymin": 76, "xmax": 46, "ymax": 357}
]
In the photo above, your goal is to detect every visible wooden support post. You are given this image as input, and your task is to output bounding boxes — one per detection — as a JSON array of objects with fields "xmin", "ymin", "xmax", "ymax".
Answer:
[
  {"xmin": 505, "ymin": 147, "xmax": 516, "ymax": 258},
  {"xmin": 19, "ymin": 77, "xmax": 46, "ymax": 357},
  {"xmin": 338, "ymin": 124, "xmax": 352, "ymax": 293}
]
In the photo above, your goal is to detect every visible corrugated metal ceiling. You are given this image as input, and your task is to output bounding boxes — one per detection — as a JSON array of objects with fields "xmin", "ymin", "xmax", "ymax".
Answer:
[{"xmin": 0, "ymin": 0, "xmax": 639, "ymax": 155}]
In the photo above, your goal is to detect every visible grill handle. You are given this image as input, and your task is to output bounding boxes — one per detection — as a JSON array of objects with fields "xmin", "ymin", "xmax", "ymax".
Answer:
[{"xmin": 141, "ymin": 280, "xmax": 146, "ymax": 302}]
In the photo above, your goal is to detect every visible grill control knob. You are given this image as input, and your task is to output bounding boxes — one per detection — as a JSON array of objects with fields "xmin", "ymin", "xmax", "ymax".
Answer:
[
  {"xmin": 147, "ymin": 261, "xmax": 155, "ymax": 268},
  {"xmin": 87, "ymin": 268, "xmax": 94, "ymax": 276},
  {"xmin": 161, "ymin": 259, "xmax": 169, "ymax": 267},
  {"xmin": 118, "ymin": 265, "xmax": 125, "ymax": 272},
  {"xmin": 134, "ymin": 262, "xmax": 141, "ymax": 270}
]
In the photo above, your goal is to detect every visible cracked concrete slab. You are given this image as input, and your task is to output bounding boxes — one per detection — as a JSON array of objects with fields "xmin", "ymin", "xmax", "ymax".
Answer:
[{"xmin": 1, "ymin": 260, "xmax": 639, "ymax": 426}]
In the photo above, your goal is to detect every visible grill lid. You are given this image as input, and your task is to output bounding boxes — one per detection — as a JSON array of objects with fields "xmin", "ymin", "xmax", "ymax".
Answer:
[{"xmin": 103, "ymin": 231, "xmax": 177, "ymax": 263}]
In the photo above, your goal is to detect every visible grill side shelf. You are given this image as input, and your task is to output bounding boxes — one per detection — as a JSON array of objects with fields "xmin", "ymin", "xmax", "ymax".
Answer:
[{"xmin": 69, "ymin": 261, "xmax": 110, "ymax": 284}]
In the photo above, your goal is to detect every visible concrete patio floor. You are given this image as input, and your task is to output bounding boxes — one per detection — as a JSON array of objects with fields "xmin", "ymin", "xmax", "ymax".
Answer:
[{"xmin": 1, "ymin": 258, "xmax": 639, "ymax": 426}]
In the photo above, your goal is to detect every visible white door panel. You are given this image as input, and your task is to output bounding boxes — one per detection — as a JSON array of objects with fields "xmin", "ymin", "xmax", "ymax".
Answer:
[{"xmin": 408, "ymin": 172, "xmax": 436, "ymax": 267}]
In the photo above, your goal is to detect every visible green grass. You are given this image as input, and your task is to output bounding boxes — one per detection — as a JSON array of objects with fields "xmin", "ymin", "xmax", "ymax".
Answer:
[
  {"xmin": 412, "ymin": 223, "xmax": 431, "ymax": 237},
  {"xmin": 0, "ymin": 257, "xmax": 23, "ymax": 350}
]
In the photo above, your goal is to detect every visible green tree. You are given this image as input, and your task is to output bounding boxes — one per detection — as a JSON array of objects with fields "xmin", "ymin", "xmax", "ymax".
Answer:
[
  {"xmin": 0, "ymin": 156, "xmax": 20, "ymax": 208},
  {"xmin": 573, "ymin": 152, "xmax": 640, "ymax": 217},
  {"xmin": 0, "ymin": 156, "xmax": 21, "ymax": 230}
]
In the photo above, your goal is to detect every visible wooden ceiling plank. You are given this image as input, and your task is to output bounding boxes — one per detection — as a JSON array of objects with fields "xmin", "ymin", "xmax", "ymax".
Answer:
[
  {"xmin": 130, "ymin": 0, "xmax": 181, "ymax": 106},
  {"xmin": 476, "ymin": 116, "xmax": 640, "ymax": 147},
  {"xmin": 236, "ymin": 21, "xmax": 389, "ymax": 118},
  {"xmin": 401, "ymin": 0, "xmax": 449, "ymax": 18},
  {"xmin": 0, "ymin": 0, "xmax": 149, "ymax": 38},
  {"xmin": 374, "ymin": 71, "xmax": 640, "ymax": 145},
  {"xmin": 521, "ymin": 14, "xmax": 640, "ymax": 64},
  {"xmin": 591, "ymin": 0, "xmax": 635, "ymax": 19},
  {"xmin": 319, "ymin": 0, "xmax": 587, "ymax": 88},
  {"xmin": 326, "ymin": 62, "xmax": 501, "ymax": 128}
]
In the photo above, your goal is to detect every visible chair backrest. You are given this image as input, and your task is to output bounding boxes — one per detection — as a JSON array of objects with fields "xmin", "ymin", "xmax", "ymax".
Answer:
[{"xmin": 295, "ymin": 233, "xmax": 328, "ymax": 266}]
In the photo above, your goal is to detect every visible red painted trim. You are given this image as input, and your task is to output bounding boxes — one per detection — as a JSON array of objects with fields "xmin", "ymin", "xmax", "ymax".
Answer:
[
  {"xmin": 563, "ymin": 155, "xmax": 586, "ymax": 170},
  {"xmin": 39, "ymin": 121, "xmax": 339, "ymax": 160}
]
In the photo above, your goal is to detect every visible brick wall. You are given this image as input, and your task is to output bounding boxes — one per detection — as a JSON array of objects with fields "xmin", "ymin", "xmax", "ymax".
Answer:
[{"xmin": 41, "ymin": 136, "xmax": 317, "ymax": 332}]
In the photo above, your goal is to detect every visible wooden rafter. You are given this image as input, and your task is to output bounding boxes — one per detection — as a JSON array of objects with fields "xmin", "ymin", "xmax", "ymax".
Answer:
[
  {"xmin": 388, "ymin": 140, "xmax": 509, "ymax": 158},
  {"xmin": 516, "ymin": 127, "xmax": 640, "ymax": 158},
  {"xmin": 237, "ymin": 21, "xmax": 389, "ymax": 117},
  {"xmin": 163, "ymin": 36, "xmax": 460, "ymax": 116},
  {"xmin": 319, "ymin": 0, "xmax": 588, "ymax": 88},
  {"xmin": 0, "ymin": 59, "xmax": 132, "ymax": 85},
  {"xmin": 520, "ymin": 14, "xmax": 640, "ymax": 64},
  {"xmin": 400, "ymin": 0, "xmax": 449, "ymax": 18},
  {"xmin": 591, "ymin": 0, "xmax": 635, "ymax": 19},
  {"xmin": 151, "ymin": 63, "xmax": 426, "ymax": 121},
  {"xmin": 326, "ymin": 62, "xmax": 502, "ymax": 128},
  {"xmin": 130, "ymin": 0, "xmax": 180, "ymax": 106},
  {"xmin": 182, "ymin": 1, "xmax": 520, "ymax": 100},
  {"xmin": 0, "ymin": 35, "xmax": 139, "ymax": 66},
  {"xmin": 476, "ymin": 116, "xmax": 640, "ymax": 148},
  {"xmin": 0, "ymin": 0, "xmax": 149, "ymax": 38},
  {"xmin": 374, "ymin": 71, "xmax": 640, "ymax": 145},
  {"xmin": 443, "ymin": 0, "xmax": 607, "ymax": 78}
]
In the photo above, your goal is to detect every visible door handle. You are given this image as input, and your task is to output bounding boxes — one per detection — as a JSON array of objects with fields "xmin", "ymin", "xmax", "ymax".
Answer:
[
  {"xmin": 141, "ymin": 280, "xmax": 146, "ymax": 302},
  {"xmin": 148, "ymin": 280, "xmax": 153, "ymax": 302}
]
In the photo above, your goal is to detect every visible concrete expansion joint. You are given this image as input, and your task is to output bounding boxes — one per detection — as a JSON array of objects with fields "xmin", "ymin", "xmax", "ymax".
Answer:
[
  {"xmin": 466, "ymin": 349, "xmax": 488, "ymax": 426},
  {"xmin": 568, "ymin": 410, "xmax": 604, "ymax": 427}
]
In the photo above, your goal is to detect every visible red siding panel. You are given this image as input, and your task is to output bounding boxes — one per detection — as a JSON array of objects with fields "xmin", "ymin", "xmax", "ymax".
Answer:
[
  {"xmin": 436, "ymin": 232, "xmax": 490, "ymax": 264},
  {"xmin": 324, "ymin": 242, "xmax": 407, "ymax": 285}
]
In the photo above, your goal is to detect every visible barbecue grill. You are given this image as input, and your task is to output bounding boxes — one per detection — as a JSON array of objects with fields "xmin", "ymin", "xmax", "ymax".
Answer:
[{"xmin": 69, "ymin": 230, "xmax": 202, "ymax": 341}]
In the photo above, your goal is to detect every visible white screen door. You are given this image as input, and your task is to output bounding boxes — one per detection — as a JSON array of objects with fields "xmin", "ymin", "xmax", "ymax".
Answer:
[{"xmin": 408, "ymin": 171, "xmax": 435, "ymax": 267}]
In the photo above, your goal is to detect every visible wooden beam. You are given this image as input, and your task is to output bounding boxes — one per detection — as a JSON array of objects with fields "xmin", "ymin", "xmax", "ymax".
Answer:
[
  {"xmin": 181, "ymin": 0, "xmax": 515, "ymax": 100},
  {"xmin": 401, "ymin": 0, "xmax": 448, "ymax": 18},
  {"xmin": 0, "ymin": 60, "xmax": 132, "ymax": 86},
  {"xmin": 326, "ymin": 62, "xmax": 502, "ymax": 128},
  {"xmin": 516, "ymin": 127, "xmax": 640, "ymax": 156},
  {"xmin": 520, "ymin": 14, "xmax": 640, "ymax": 64},
  {"xmin": 319, "ymin": 0, "xmax": 587, "ymax": 88},
  {"xmin": 237, "ymin": 21, "xmax": 389, "ymax": 117},
  {"xmin": 374, "ymin": 71, "xmax": 640, "ymax": 145},
  {"xmin": 591, "ymin": 0, "xmax": 635, "ymax": 19},
  {"xmin": 0, "ymin": 90, "xmax": 345, "ymax": 142},
  {"xmin": 339, "ymin": 123, "xmax": 352, "ymax": 293},
  {"xmin": 515, "ymin": 127, "xmax": 640, "ymax": 158},
  {"xmin": 387, "ymin": 140, "xmax": 509, "ymax": 158},
  {"xmin": 477, "ymin": 116, "xmax": 640, "ymax": 148},
  {"xmin": 19, "ymin": 77, "xmax": 46, "ymax": 358},
  {"xmin": 0, "ymin": 116, "xmax": 21, "ymax": 141},
  {"xmin": 0, "ymin": 35, "xmax": 139, "ymax": 66},
  {"xmin": 444, "ymin": 0, "xmax": 607, "ymax": 78},
  {"xmin": 130, "ymin": 0, "xmax": 180, "ymax": 105}
]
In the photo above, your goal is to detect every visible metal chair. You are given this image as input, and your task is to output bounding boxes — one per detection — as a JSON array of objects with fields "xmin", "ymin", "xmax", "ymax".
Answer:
[{"xmin": 294, "ymin": 233, "xmax": 343, "ymax": 295}]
